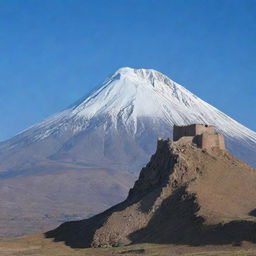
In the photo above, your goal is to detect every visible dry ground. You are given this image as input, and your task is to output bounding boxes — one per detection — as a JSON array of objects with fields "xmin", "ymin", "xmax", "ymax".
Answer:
[
  {"xmin": 0, "ymin": 234, "xmax": 256, "ymax": 256},
  {"xmin": 0, "ymin": 161, "xmax": 135, "ymax": 238}
]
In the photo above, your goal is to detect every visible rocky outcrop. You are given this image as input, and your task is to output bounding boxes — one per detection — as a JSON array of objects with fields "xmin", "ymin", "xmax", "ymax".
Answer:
[{"xmin": 45, "ymin": 138, "xmax": 256, "ymax": 248}]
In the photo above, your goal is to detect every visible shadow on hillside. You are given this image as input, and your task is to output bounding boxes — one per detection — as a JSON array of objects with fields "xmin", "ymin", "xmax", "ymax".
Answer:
[
  {"xmin": 129, "ymin": 187, "xmax": 256, "ymax": 246},
  {"xmin": 44, "ymin": 201, "xmax": 125, "ymax": 248},
  {"xmin": 45, "ymin": 186, "xmax": 256, "ymax": 248}
]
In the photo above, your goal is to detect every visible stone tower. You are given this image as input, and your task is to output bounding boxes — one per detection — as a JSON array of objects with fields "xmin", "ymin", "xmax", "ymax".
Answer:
[{"xmin": 173, "ymin": 124, "xmax": 225, "ymax": 150}]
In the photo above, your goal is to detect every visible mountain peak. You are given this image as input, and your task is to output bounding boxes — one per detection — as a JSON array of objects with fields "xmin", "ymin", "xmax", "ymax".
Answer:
[
  {"xmin": 72, "ymin": 66, "xmax": 192, "ymax": 126},
  {"xmin": 112, "ymin": 67, "xmax": 172, "ymax": 84},
  {"xmin": 114, "ymin": 67, "xmax": 156, "ymax": 75},
  {"xmin": 113, "ymin": 66, "xmax": 135, "ymax": 75}
]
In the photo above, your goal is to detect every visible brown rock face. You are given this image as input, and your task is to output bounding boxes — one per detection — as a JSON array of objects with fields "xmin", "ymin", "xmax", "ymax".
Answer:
[{"xmin": 45, "ymin": 139, "xmax": 256, "ymax": 248}]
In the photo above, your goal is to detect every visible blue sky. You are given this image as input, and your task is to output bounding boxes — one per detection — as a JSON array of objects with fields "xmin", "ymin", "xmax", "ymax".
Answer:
[{"xmin": 0, "ymin": 0, "xmax": 255, "ymax": 141}]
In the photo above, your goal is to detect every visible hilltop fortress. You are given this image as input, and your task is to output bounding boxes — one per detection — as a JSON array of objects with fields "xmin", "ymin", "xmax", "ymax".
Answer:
[
  {"xmin": 173, "ymin": 124, "xmax": 225, "ymax": 150},
  {"xmin": 46, "ymin": 123, "xmax": 256, "ymax": 249}
]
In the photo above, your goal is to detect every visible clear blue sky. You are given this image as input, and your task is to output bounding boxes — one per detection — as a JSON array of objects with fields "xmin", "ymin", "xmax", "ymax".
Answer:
[{"xmin": 0, "ymin": 0, "xmax": 255, "ymax": 141}]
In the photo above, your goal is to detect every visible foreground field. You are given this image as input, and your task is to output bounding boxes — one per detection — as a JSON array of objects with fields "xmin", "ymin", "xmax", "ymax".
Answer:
[{"xmin": 0, "ymin": 234, "xmax": 256, "ymax": 256}]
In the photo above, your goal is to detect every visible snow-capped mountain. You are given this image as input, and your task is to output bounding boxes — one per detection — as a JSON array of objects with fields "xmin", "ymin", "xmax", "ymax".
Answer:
[
  {"xmin": 0, "ymin": 67, "xmax": 255, "ymax": 237},
  {"xmin": 0, "ymin": 67, "xmax": 255, "ymax": 172}
]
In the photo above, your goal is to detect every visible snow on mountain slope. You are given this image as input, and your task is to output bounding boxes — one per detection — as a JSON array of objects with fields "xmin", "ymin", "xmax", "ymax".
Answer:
[{"xmin": 0, "ymin": 67, "xmax": 255, "ymax": 171}]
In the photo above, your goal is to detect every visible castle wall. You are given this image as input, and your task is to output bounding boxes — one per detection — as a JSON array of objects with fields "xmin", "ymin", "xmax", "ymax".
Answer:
[
  {"xmin": 217, "ymin": 134, "xmax": 225, "ymax": 150},
  {"xmin": 173, "ymin": 125, "xmax": 196, "ymax": 141},
  {"xmin": 198, "ymin": 133, "xmax": 225, "ymax": 150},
  {"xmin": 173, "ymin": 124, "xmax": 225, "ymax": 151},
  {"xmin": 173, "ymin": 124, "xmax": 214, "ymax": 141},
  {"xmin": 195, "ymin": 125, "xmax": 215, "ymax": 135}
]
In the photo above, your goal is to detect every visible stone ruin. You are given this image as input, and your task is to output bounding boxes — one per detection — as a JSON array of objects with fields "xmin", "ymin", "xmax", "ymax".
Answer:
[{"xmin": 173, "ymin": 124, "xmax": 225, "ymax": 150}]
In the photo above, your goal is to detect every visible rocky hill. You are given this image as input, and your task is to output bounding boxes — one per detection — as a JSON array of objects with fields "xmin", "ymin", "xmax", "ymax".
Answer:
[{"xmin": 46, "ymin": 137, "xmax": 256, "ymax": 248}]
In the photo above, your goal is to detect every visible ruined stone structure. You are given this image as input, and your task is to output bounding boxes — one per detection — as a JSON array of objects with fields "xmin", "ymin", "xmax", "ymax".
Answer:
[{"xmin": 173, "ymin": 124, "xmax": 225, "ymax": 150}]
